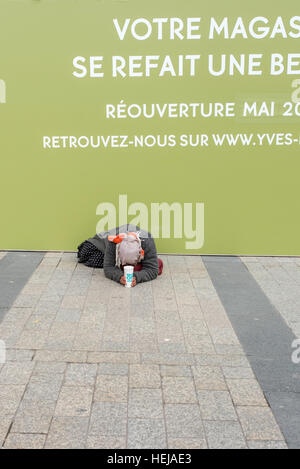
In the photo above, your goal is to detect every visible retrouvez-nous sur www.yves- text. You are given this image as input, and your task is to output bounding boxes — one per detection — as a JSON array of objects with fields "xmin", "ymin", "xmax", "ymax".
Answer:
[{"xmin": 43, "ymin": 133, "xmax": 300, "ymax": 149}]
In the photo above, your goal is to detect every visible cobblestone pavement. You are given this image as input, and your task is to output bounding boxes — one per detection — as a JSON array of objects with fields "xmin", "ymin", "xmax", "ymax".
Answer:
[{"xmin": 0, "ymin": 251, "xmax": 297, "ymax": 449}]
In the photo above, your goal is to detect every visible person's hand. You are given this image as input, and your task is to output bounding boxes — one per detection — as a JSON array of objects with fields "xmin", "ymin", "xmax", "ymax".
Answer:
[
  {"xmin": 120, "ymin": 276, "xmax": 137, "ymax": 287},
  {"xmin": 120, "ymin": 276, "xmax": 126, "ymax": 285}
]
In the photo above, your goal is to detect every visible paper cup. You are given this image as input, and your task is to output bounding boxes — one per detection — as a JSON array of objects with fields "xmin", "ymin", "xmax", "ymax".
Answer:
[{"xmin": 124, "ymin": 266, "xmax": 134, "ymax": 288}]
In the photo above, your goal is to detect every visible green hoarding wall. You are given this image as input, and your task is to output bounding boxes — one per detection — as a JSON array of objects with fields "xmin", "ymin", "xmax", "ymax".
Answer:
[{"xmin": 0, "ymin": 0, "xmax": 300, "ymax": 254}]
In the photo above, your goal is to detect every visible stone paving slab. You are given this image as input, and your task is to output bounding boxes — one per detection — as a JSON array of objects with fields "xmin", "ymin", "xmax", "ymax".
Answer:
[
  {"xmin": 4, "ymin": 433, "xmax": 46, "ymax": 449},
  {"xmin": 0, "ymin": 252, "xmax": 295, "ymax": 448},
  {"xmin": 128, "ymin": 418, "xmax": 167, "ymax": 449},
  {"xmin": 203, "ymin": 420, "xmax": 247, "ymax": 449},
  {"xmin": 0, "ymin": 252, "xmax": 44, "ymax": 321}
]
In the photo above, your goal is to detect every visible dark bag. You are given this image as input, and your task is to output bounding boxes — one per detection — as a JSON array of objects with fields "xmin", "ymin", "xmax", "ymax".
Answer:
[{"xmin": 77, "ymin": 241, "xmax": 104, "ymax": 268}]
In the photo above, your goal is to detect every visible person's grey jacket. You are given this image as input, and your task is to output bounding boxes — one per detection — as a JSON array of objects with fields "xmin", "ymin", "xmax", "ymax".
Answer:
[{"xmin": 87, "ymin": 224, "xmax": 159, "ymax": 284}]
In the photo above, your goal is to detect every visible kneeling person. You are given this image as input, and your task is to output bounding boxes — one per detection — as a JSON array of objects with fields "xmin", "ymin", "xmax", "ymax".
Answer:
[{"xmin": 78, "ymin": 224, "xmax": 163, "ymax": 286}]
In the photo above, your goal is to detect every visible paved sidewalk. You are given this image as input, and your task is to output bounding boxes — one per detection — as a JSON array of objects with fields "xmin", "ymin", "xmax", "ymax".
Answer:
[{"xmin": 0, "ymin": 251, "xmax": 299, "ymax": 449}]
